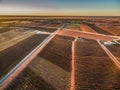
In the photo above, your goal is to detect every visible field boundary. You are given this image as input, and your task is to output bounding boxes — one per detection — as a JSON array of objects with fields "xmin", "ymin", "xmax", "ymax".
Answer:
[{"xmin": 70, "ymin": 38, "xmax": 77, "ymax": 90}]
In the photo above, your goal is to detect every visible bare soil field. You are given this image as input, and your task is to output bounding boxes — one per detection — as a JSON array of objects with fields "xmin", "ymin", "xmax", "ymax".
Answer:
[
  {"xmin": 74, "ymin": 40, "xmax": 120, "ymax": 89},
  {"xmin": 0, "ymin": 34, "xmax": 48, "ymax": 78},
  {"xmin": 75, "ymin": 40, "xmax": 108, "ymax": 57},
  {"xmin": 97, "ymin": 25, "xmax": 120, "ymax": 35},
  {"xmin": 5, "ymin": 67, "xmax": 54, "ymax": 90},
  {"xmin": 5, "ymin": 35, "xmax": 74, "ymax": 90},
  {"xmin": 65, "ymin": 24, "xmax": 82, "ymax": 31},
  {"xmin": 75, "ymin": 57, "xmax": 120, "ymax": 90},
  {"xmin": 44, "ymin": 23, "xmax": 63, "ymax": 28},
  {"xmin": 80, "ymin": 24, "xmax": 97, "ymax": 33},
  {"xmin": 39, "ymin": 35, "xmax": 74, "ymax": 72},
  {"xmin": 27, "ymin": 56, "xmax": 70, "ymax": 90},
  {"xmin": 88, "ymin": 24, "xmax": 112, "ymax": 35}
]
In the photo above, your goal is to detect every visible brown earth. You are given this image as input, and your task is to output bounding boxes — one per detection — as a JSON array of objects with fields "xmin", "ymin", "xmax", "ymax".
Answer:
[
  {"xmin": 39, "ymin": 35, "xmax": 74, "ymax": 72},
  {"xmin": 74, "ymin": 40, "xmax": 120, "ymax": 90},
  {"xmin": 5, "ymin": 35, "xmax": 74, "ymax": 90},
  {"xmin": 97, "ymin": 25, "xmax": 120, "ymax": 36},
  {"xmin": 88, "ymin": 24, "xmax": 112, "ymax": 35},
  {"xmin": 65, "ymin": 25, "xmax": 82, "ymax": 31},
  {"xmin": 80, "ymin": 24, "xmax": 97, "ymax": 33}
]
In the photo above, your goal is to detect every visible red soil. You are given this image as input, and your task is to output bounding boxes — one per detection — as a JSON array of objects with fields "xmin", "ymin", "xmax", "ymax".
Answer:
[
  {"xmin": 58, "ymin": 30, "xmax": 118, "ymax": 41},
  {"xmin": 80, "ymin": 24, "xmax": 97, "ymax": 33}
]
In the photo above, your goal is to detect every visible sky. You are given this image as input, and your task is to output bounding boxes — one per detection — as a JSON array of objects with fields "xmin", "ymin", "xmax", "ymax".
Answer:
[{"xmin": 0, "ymin": 0, "xmax": 120, "ymax": 16}]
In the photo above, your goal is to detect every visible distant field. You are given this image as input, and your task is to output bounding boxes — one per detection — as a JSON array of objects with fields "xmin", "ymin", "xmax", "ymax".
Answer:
[
  {"xmin": 42, "ymin": 23, "xmax": 62, "ymax": 28},
  {"xmin": 39, "ymin": 35, "xmax": 74, "ymax": 72},
  {"xmin": 65, "ymin": 24, "xmax": 82, "ymax": 31},
  {"xmin": 0, "ymin": 34, "xmax": 48, "ymax": 78},
  {"xmin": 97, "ymin": 25, "xmax": 120, "ymax": 36},
  {"xmin": 88, "ymin": 24, "xmax": 112, "ymax": 35},
  {"xmin": 0, "ymin": 29, "xmax": 35, "ymax": 51},
  {"xmin": 30, "ymin": 27, "xmax": 57, "ymax": 33}
]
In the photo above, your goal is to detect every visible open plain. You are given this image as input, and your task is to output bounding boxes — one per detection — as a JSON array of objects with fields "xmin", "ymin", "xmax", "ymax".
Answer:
[{"xmin": 0, "ymin": 16, "xmax": 120, "ymax": 90}]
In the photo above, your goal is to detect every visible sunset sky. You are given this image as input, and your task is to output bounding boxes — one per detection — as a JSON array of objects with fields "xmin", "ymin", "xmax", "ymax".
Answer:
[{"xmin": 0, "ymin": 0, "xmax": 120, "ymax": 16}]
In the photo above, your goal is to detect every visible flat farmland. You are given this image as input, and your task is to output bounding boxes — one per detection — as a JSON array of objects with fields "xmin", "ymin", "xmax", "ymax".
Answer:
[
  {"xmin": 37, "ymin": 35, "xmax": 74, "ymax": 89},
  {"xmin": 88, "ymin": 24, "xmax": 112, "ymax": 35},
  {"xmin": 65, "ymin": 24, "xmax": 82, "ymax": 31},
  {"xmin": 74, "ymin": 40, "xmax": 120, "ymax": 89},
  {"xmin": 38, "ymin": 35, "xmax": 74, "ymax": 89},
  {"xmin": 80, "ymin": 24, "xmax": 97, "ymax": 33},
  {"xmin": 97, "ymin": 25, "xmax": 120, "ymax": 35},
  {"xmin": 43, "ymin": 23, "xmax": 63, "ymax": 28},
  {"xmin": 5, "ymin": 35, "xmax": 75, "ymax": 90},
  {"xmin": 0, "ymin": 34, "xmax": 48, "ymax": 78},
  {"xmin": 39, "ymin": 35, "xmax": 74, "ymax": 72},
  {"xmin": 75, "ymin": 40, "xmax": 107, "ymax": 57}
]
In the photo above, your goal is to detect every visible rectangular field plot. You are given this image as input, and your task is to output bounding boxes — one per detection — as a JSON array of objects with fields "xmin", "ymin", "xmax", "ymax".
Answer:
[
  {"xmin": 43, "ymin": 23, "xmax": 63, "ymax": 28},
  {"xmin": 88, "ymin": 24, "xmax": 112, "ymax": 35},
  {"xmin": 65, "ymin": 24, "xmax": 82, "ymax": 31},
  {"xmin": 75, "ymin": 57, "xmax": 120, "ymax": 90},
  {"xmin": 39, "ymin": 35, "xmax": 75, "ymax": 72},
  {"xmin": 5, "ymin": 35, "xmax": 74, "ymax": 90},
  {"xmin": 74, "ymin": 40, "xmax": 120, "ymax": 89},
  {"xmin": 97, "ymin": 25, "xmax": 120, "ymax": 35},
  {"xmin": 75, "ymin": 40, "xmax": 108, "ymax": 57},
  {"xmin": 37, "ymin": 35, "xmax": 74, "ymax": 89},
  {"xmin": 0, "ymin": 34, "xmax": 48, "ymax": 78}
]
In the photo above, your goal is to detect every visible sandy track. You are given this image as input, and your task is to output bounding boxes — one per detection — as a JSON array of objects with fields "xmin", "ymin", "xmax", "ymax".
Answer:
[
  {"xmin": 58, "ymin": 30, "xmax": 119, "ymax": 41},
  {"xmin": 70, "ymin": 38, "xmax": 77, "ymax": 90}
]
